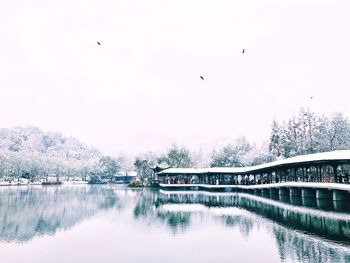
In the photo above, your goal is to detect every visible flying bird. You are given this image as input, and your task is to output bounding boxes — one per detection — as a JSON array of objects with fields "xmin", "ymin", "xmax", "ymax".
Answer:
[
  {"xmin": 242, "ymin": 49, "xmax": 245, "ymax": 53},
  {"xmin": 200, "ymin": 76, "xmax": 204, "ymax": 80},
  {"xmin": 97, "ymin": 41, "xmax": 101, "ymax": 45}
]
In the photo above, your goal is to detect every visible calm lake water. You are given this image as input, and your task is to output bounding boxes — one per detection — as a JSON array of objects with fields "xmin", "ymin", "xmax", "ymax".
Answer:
[{"xmin": 0, "ymin": 185, "xmax": 349, "ymax": 263}]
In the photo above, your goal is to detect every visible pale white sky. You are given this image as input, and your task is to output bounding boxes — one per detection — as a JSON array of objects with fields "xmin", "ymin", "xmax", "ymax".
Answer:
[{"xmin": 1, "ymin": 0, "xmax": 350, "ymax": 155}]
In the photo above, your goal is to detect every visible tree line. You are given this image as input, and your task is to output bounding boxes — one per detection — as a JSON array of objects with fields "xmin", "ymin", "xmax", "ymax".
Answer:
[
  {"xmin": 0, "ymin": 126, "xmax": 126, "ymax": 183},
  {"xmin": 1, "ymin": 108, "xmax": 349, "ymax": 185},
  {"xmin": 134, "ymin": 108, "xmax": 350, "ymax": 185},
  {"xmin": 269, "ymin": 108, "xmax": 350, "ymax": 158}
]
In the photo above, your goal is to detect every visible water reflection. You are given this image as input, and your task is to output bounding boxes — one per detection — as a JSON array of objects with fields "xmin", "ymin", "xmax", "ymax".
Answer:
[
  {"xmin": 0, "ymin": 186, "xmax": 350, "ymax": 263},
  {"xmin": 129, "ymin": 190, "xmax": 350, "ymax": 262},
  {"xmin": 154, "ymin": 191, "xmax": 350, "ymax": 243},
  {"xmin": 132, "ymin": 189, "xmax": 192, "ymax": 233},
  {"xmin": 0, "ymin": 185, "xmax": 117, "ymax": 243},
  {"xmin": 274, "ymin": 226, "xmax": 350, "ymax": 263}
]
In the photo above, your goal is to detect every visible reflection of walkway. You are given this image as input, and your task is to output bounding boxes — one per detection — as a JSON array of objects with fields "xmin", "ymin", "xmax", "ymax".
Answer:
[
  {"xmin": 159, "ymin": 182, "xmax": 350, "ymax": 201},
  {"xmin": 272, "ymin": 222, "xmax": 350, "ymax": 263},
  {"xmin": 158, "ymin": 190, "xmax": 350, "ymax": 244},
  {"xmin": 118, "ymin": 188, "xmax": 350, "ymax": 263},
  {"xmin": 153, "ymin": 189, "xmax": 350, "ymax": 263},
  {"xmin": 160, "ymin": 190, "xmax": 350, "ymax": 218}
]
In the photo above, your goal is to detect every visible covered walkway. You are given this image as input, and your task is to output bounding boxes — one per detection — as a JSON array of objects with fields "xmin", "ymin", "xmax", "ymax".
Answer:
[{"xmin": 157, "ymin": 150, "xmax": 350, "ymax": 185}]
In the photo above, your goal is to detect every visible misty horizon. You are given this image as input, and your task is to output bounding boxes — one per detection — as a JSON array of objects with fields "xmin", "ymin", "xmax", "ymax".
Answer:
[{"xmin": 2, "ymin": 0, "xmax": 350, "ymax": 156}]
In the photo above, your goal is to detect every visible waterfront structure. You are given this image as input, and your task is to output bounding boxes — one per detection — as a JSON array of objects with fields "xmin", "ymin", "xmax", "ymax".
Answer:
[{"xmin": 157, "ymin": 150, "xmax": 350, "ymax": 201}]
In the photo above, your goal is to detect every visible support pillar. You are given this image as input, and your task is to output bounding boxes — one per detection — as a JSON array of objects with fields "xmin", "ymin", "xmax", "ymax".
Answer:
[
  {"xmin": 317, "ymin": 199, "xmax": 334, "ymax": 210},
  {"xmin": 293, "ymin": 168, "xmax": 297, "ymax": 181},
  {"xmin": 302, "ymin": 188, "xmax": 316, "ymax": 198},
  {"xmin": 254, "ymin": 189, "xmax": 262, "ymax": 195},
  {"xmin": 290, "ymin": 196, "xmax": 302, "ymax": 206},
  {"xmin": 333, "ymin": 201, "xmax": 348, "ymax": 211},
  {"xmin": 333, "ymin": 165, "xmax": 338, "ymax": 183},
  {"xmin": 332, "ymin": 190, "xmax": 350, "ymax": 201},
  {"xmin": 270, "ymin": 188, "xmax": 279, "ymax": 195},
  {"xmin": 262, "ymin": 188, "xmax": 270, "ymax": 196},
  {"xmin": 290, "ymin": 188, "xmax": 301, "ymax": 196},
  {"xmin": 279, "ymin": 187, "xmax": 289, "ymax": 196},
  {"xmin": 284, "ymin": 170, "xmax": 287, "ymax": 182},
  {"xmin": 316, "ymin": 189, "xmax": 332, "ymax": 199},
  {"xmin": 302, "ymin": 197, "xmax": 317, "ymax": 207},
  {"xmin": 286, "ymin": 169, "xmax": 290, "ymax": 182}
]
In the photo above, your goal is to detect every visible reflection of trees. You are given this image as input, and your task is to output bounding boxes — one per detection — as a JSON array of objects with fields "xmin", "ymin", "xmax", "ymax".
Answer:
[
  {"xmin": 133, "ymin": 189, "xmax": 159, "ymax": 220},
  {"xmin": 273, "ymin": 226, "xmax": 350, "ymax": 263},
  {"xmin": 132, "ymin": 189, "xmax": 192, "ymax": 234},
  {"xmin": 156, "ymin": 211, "xmax": 191, "ymax": 234},
  {"xmin": 133, "ymin": 191, "xmax": 255, "ymax": 235},
  {"xmin": 0, "ymin": 185, "xmax": 117, "ymax": 243},
  {"xmin": 222, "ymin": 215, "xmax": 254, "ymax": 238}
]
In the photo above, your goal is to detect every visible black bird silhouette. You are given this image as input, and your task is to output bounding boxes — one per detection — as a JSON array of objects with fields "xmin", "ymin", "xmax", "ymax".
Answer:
[
  {"xmin": 97, "ymin": 41, "xmax": 101, "ymax": 45},
  {"xmin": 242, "ymin": 49, "xmax": 245, "ymax": 53},
  {"xmin": 200, "ymin": 76, "xmax": 204, "ymax": 80},
  {"xmin": 310, "ymin": 96, "xmax": 313, "ymax": 99}
]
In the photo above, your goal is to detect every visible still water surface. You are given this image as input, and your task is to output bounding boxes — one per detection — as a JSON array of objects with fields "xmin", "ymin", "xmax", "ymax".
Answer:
[{"xmin": 0, "ymin": 185, "xmax": 349, "ymax": 263}]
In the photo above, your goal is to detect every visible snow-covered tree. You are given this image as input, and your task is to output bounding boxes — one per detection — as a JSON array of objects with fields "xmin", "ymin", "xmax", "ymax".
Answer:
[
  {"xmin": 269, "ymin": 119, "xmax": 282, "ymax": 157},
  {"xmin": 211, "ymin": 145, "xmax": 243, "ymax": 167},
  {"xmin": 268, "ymin": 109, "xmax": 350, "ymax": 158},
  {"xmin": 158, "ymin": 145, "xmax": 192, "ymax": 168},
  {"xmin": 210, "ymin": 137, "xmax": 253, "ymax": 167},
  {"xmin": 0, "ymin": 126, "xmax": 102, "ymax": 182},
  {"xmin": 327, "ymin": 113, "xmax": 350, "ymax": 151},
  {"xmin": 242, "ymin": 142, "xmax": 276, "ymax": 166}
]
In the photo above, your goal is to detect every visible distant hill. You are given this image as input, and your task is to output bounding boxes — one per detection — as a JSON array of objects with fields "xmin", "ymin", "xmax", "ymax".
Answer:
[
  {"xmin": 0, "ymin": 126, "xmax": 101, "ymax": 181},
  {"xmin": 0, "ymin": 126, "xmax": 100, "ymax": 160}
]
